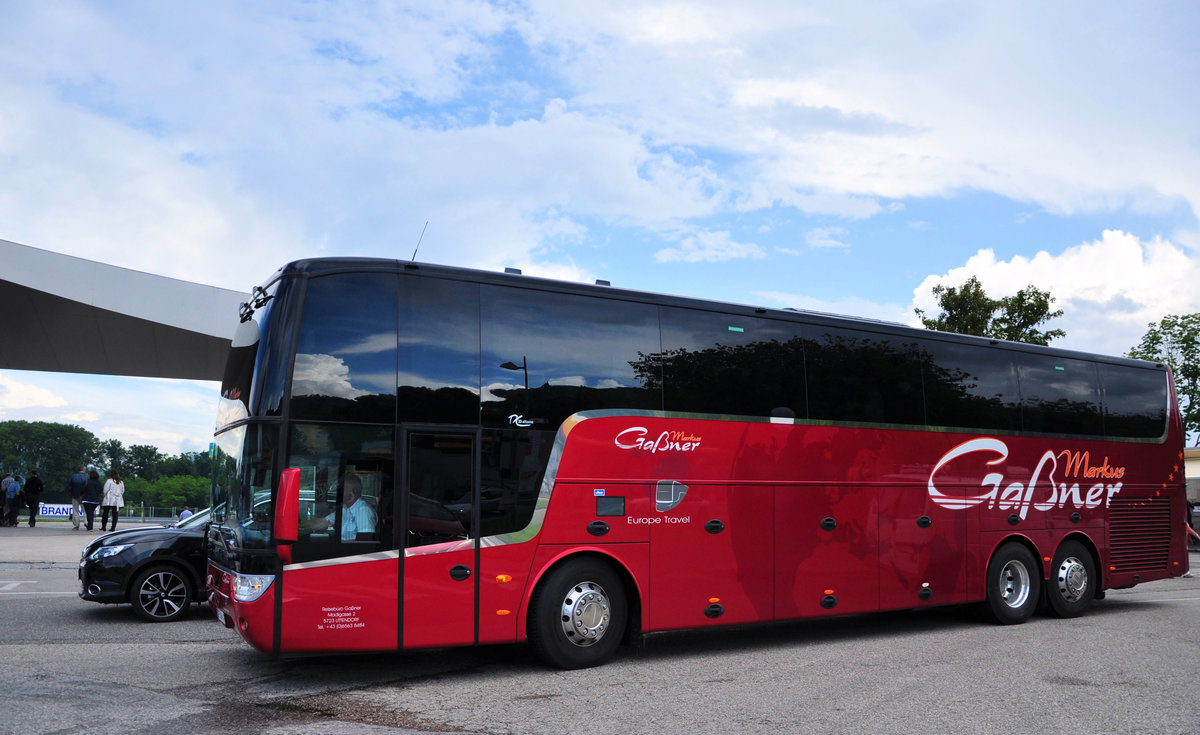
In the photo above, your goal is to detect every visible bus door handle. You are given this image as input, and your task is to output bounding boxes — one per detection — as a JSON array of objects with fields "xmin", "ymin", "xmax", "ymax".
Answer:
[{"xmin": 449, "ymin": 565, "xmax": 472, "ymax": 582}]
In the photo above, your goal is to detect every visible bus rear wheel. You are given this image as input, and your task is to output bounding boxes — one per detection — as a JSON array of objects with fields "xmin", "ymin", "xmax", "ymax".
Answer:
[
  {"xmin": 984, "ymin": 543, "xmax": 1040, "ymax": 625},
  {"xmin": 1045, "ymin": 540, "xmax": 1096, "ymax": 618},
  {"xmin": 528, "ymin": 558, "xmax": 627, "ymax": 669}
]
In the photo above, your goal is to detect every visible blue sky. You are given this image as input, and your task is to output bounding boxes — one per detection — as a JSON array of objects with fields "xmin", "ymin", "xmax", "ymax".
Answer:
[{"xmin": 1, "ymin": 1, "xmax": 1199, "ymax": 455}]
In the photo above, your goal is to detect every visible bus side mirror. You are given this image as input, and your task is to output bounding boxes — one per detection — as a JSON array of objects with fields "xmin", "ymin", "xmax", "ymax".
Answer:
[{"xmin": 275, "ymin": 468, "xmax": 301, "ymax": 545}]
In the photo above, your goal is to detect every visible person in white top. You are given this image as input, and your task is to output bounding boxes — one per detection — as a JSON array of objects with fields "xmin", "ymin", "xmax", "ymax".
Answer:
[
  {"xmin": 100, "ymin": 471, "xmax": 126, "ymax": 532},
  {"xmin": 321, "ymin": 473, "xmax": 377, "ymax": 541}
]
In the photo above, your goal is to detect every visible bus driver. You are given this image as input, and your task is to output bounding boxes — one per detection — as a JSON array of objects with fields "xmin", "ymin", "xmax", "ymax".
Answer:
[{"xmin": 320, "ymin": 473, "xmax": 377, "ymax": 541}]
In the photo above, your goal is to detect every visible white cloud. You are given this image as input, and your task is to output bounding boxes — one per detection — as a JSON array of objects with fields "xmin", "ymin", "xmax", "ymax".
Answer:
[
  {"xmin": 804, "ymin": 227, "xmax": 849, "ymax": 249},
  {"xmin": 754, "ymin": 291, "xmax": 911, "ymax": 326},
  {"xmin": 910, "ymin": 231, "xmax": 1200, "ymax": 357},
  {"xmin": 654, "ymin": 230, "xmax": 765, "ymax": 263},
  {"xmin": 0, "ymin": 374, "xmax": 68, "ymax": 412},
  {"xmin": 291, "ymin": 354, "xmax": 372, "ymax": 400},
  {"xmin": 63, "ymin": 411, "xmax": 100, "ymax": 423}
]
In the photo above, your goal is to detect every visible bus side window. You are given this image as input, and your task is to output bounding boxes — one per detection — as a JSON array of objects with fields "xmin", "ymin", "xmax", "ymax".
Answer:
[
  {"xmin": 480, "ymin": 286, "xmax": 661, "ymax": 429},
  {"xmin": 287, "ymin": 423, "xmax": 395, "ymax": 559},
  {"xmin": 1018, "ymin": 355, "xmax": 1102, "ymax": 436},
  {"xmin": 658, "ymin": 308, "xmax": 805, "ymax": 419},
  {"xmin": 1098, "ymin": 363, "xmax": 1168, "ymax": 439},
  {"xmin": 922, "ymin": 339, "xmax": 1021, "ymax": 433},
  {"xmin": 807, "ymin": 326, "xmax": 924, "ymax": 426}
]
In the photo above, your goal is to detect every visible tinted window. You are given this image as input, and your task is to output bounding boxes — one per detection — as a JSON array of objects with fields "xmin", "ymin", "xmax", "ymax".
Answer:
[
  {"xmin": 405, "ymin": 430, "xmax": 474, "ymax": 548},
  {"xmin": 480, "ymin": 287, "xmax": 661, "ymax": 429},
  {"xmin": 1018, "ymin": 355, "xmax": 1102, "ymax": 435},
  {"xmin": 806, "ymin": 327, "xmax": 924, "ymax": 425},
  {"xmin": 210, "ymin": 423, "xmax": 276, "ymax": 557},
  {"xmin": 923, "ymin": 339, "xmax": 1021, "ymax": 432},
  {"xmin": 288, "ymin": 423, "xmax": 394, "ymax": 561},
  {"xmin": 398, "ymin": 276, "xmax": 480, "ymax": 424},
  {"xmin": 479, "ymin": 429, "xmax": 554, "ymax": 538},
  {"xmin": 289, "ymin": 273, "xmax": 398, "ymax": 424},
  {"xmin": 1099, "ymin": 363, "xmax": 1168, "ymax": 438},
  {"xmin": 253, "ymin": 277, "xmax": 299, "ymax": 418},
  {"xmin": 658, "ymin": 308, "xmax": 805, "ymax": 418}
]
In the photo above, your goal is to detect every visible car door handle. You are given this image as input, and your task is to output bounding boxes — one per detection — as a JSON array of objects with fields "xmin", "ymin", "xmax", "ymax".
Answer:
[{"xmin": 449, "ymin": 565, "xmax": 471, "ymax": 581}]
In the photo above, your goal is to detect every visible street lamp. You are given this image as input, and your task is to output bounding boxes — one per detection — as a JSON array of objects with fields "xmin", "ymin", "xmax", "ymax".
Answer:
[
  {"xmin": 498, "ymin": 356, "xmax": 528, "ymax": 391},
  {"xmin": 499, "ymin": 356, "xmax": 529, "ymax": 417}
]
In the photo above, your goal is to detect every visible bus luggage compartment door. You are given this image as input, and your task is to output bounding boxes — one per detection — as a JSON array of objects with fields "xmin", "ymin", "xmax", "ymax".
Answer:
[
  {"xmin": 648, "ymin": 484, "xmax": 773, "ymax": 631},
  {"xmin": 775, "ymin": 484, "xmax": 879, "ymax": 619}
]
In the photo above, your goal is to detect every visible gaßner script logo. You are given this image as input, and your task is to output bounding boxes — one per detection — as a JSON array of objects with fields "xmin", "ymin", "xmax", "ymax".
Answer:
[
  {"xmin": 614, "ymin": 427, "xmax": 702, "ymax": 454},
  {"xmin": 927, "ymin": 438, "xmax": 1125, "ymax": 520}
]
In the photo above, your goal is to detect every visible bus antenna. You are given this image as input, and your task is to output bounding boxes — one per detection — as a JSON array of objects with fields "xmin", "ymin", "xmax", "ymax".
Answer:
[{"xmin": 411, "ymin": 221, "xmax": 429, "ymax": 261}]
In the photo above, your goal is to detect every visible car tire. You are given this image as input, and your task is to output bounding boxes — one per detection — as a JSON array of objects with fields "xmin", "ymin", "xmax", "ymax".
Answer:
[{"xmin": 131, "ymin": 565, "xmax": 193, "ymax": 622}]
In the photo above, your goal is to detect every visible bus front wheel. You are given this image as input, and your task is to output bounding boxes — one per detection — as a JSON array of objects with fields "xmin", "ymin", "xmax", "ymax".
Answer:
[
  {"xmin": 984, "ymin": 543, "xmax": 1040, "ymax": 625},
  {"xmin": 1045, "ymin": 540, "xmax": 1096, "ymax": 618},
  {"xmin": 528, "ymin": 558, "xmax": 627, "ymax": 669}
]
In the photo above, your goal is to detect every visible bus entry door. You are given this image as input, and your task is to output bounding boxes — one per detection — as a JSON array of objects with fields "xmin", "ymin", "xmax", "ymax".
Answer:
[{"xmin": 400, "ymin": 429, "xmax": 480, "ymax": 650}]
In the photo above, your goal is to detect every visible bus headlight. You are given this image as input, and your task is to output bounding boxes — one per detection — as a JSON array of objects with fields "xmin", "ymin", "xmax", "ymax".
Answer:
[{"xmin": 232, "ymin": 573, "xmax": 275, "ymax": 602}]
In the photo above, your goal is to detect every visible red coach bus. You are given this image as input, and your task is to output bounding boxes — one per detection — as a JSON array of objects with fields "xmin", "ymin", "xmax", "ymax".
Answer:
[{"xmin": 206, "ymin": 259, "xmax": 1188, "ymax": 668}]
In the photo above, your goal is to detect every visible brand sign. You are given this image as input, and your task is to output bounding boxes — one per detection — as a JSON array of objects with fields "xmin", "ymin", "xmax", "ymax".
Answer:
[
  {"xmin": 927, "ymin": 438, "xmax": 1125, "ymax": 520},
  {"xmin": 614, "ymin": 427, "xmax": 703, "ymax": 454}
]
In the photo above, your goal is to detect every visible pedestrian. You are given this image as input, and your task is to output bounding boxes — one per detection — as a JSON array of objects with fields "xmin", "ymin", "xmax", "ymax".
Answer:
[
  {"xmin": 23, "ymin": 469, "xmax": 44, "ymax": 527},
  {"xmin": 81, "ymin": 469, "xmax": 103, "ymax": 531},
  {"xmin": 1, "ymin": 473, "xmax": 12, "ymax": 526},
  {"xmin": 179, "ymin": 506, "xmax": 193, "ymax": 521},
  {"xmin": 66, "ymin": 466, "xmax": 88, "ymax": 530},
  {"xmin": 4, "ymin": 473, "xmax": 20, "ymax": 526},
  {"xmin": 100, "ymin": 470, "xmax": 125, "ymax": 532}
]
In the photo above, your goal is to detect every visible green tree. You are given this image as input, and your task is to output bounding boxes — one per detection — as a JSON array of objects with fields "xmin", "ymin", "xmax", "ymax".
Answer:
[
  {"xmin": 99, "ymin": 438, "xmax": 126, "ymax": 476},
  {"xmin": 120, "ymin": 476, "xmax": 153, "ymax": 508},
  {"xmin": 0, "ymin": 421, "xmax": 101, "ymax": 502},
  {"xmin": 150, "ymin": 475, "xmax": 210, "ymax": 509},
  {"xmin": 915, "ymin": 276, "xmax": 1066, "ymax": 345},
  {"xmin": 1129, "ymin": 313, "xmax": 1200, "ymax": 444},
  {"xmin": 126, "ymin": 444, "xmax": 164, "ymax": 481}
]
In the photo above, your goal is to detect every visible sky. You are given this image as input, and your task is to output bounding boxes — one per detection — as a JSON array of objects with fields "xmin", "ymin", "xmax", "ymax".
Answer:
[{"xmin": 1, "ymin": 1, "xmax": 1199, "ymax": 457}]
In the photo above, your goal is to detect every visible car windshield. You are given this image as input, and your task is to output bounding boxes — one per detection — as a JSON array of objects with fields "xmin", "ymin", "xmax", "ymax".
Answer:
[{"xmin": 175, "ymin": 509, "xmax": 211, "ymax": 528}]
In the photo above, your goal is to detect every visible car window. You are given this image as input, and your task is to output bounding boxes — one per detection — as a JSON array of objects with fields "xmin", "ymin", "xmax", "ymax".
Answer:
[{"xmin": 175, "ymin": 509, "xmax": 211, "ymax": 528}]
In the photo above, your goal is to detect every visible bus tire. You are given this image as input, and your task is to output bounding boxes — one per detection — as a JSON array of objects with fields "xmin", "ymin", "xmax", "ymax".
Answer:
[
  {"xmin": 1045, "ymin": 540, "xmax": 1095, "ymax": 618},
  {"xmin": 984, "ymin": 543, "xmax": 1040, "ymax": 625},
  {"xmin": 528, "ymin": 558, "xmax": 627, "ymax": 669}
]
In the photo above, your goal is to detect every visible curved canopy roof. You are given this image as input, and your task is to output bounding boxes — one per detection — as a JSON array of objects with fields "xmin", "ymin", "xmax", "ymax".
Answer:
[{"xmin": 0, "ymin": 238, "xmax": 244, "ymax": 381}]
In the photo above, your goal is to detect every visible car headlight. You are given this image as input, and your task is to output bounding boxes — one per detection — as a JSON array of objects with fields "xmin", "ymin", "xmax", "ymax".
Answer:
[
  {"xmin": 232, "ymin": 573, "xmax": 274, "ymax": 603},
  {"xmin": 88, "ymin": 544, "xmax": 132, "ymax": 561}
]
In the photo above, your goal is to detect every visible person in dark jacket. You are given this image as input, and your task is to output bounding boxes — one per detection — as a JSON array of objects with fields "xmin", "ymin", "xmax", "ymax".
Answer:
[
  {"xmin": 81, "ymin": 469, "xmax": 103, "ymax": 531},
  {"xmin": 23, "ymin": 470, "xmax": 44, "ymax": 527},
  {"xmin": 67, "ymin": 467, "xmax": 88, "ymax": 530}
]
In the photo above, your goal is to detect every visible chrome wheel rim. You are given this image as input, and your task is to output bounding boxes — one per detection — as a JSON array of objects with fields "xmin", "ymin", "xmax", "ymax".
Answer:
[
  {"xmin": 138, "ymin": 571, "xmax": 187, "ymax": 619},
  {"xmin": 1056, "ymin": 556, "xmax": 1088, "ymax": 602},
  {"xmin": 559, "ymin": 581, "xmax": 611, "ymax": 648},
  {"xmin": 998, "ymin": 559, "xmax": 1032, "ymax": 609}
]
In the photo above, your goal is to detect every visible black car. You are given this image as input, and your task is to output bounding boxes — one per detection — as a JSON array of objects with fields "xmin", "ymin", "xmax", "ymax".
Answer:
[{"xmin": 78, "ymin": 509, "xmax": 210, "ymax": 622}]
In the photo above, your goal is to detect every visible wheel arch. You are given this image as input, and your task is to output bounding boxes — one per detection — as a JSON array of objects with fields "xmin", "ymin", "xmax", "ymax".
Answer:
[
  {"xmin": 519, "ymin": 548, "xmax": 644, "ymax": 646},
  {"xmin": 124, "ymin": 557, "xmax": 201, "ymax": 603}
]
